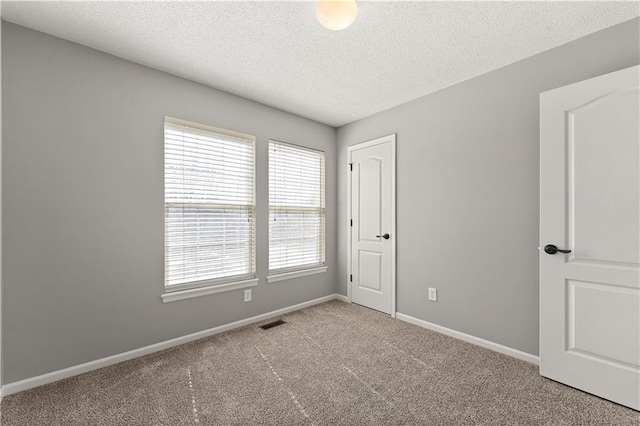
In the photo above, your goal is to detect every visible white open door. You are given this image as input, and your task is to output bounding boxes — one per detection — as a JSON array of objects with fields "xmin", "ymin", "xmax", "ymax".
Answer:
[
  {"xmin": 540, "ymin": 65, "xmax": 640, "ymax": 410},
  {"xmin": 348, "ymin": 135, "xmax": 396, "ymax": 316}
]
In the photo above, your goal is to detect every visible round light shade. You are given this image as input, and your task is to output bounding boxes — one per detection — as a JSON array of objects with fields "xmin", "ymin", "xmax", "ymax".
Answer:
[{"xmin": 317, "ymin": 0, "xmax": 358, "ymax": 31}]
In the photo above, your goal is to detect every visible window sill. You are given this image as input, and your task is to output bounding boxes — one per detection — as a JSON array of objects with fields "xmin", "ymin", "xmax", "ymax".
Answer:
[
  {"xmin": 161, "ymin": 278, "xmax": 259, "ymax": 303},
  {"xmin": 267, "ymin": 266, "xmax": 327, "ymax": 284}
]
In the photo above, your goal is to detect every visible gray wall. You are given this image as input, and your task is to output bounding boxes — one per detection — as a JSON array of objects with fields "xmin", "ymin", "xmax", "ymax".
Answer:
[
  {"xmin": 0, "ymin": 13, "xmax": 3, "ymax": 392},
  {"xmin": 336, "ymin": 18, "xmax": 640, "ymax": 356},
  {"xmin": 2, "ymin": 22, "xmax": 337, "ymax": 384}
]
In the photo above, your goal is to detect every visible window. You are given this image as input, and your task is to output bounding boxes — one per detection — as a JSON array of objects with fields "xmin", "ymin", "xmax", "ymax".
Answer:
[
  {"xmin": 164, "ymin": 117, "xmax": 255, "ymax": 292},
  {"xmin": 269, "ymin": 141, "xmax": 326, "ymax": 275}
]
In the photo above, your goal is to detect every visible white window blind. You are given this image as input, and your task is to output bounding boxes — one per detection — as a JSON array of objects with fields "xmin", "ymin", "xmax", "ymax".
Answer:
[
  {"xmin": 269, "ymin": 141, "xmax": 326, "ymax": 272},
  {"xmin": 164, "ymin": 117, "xmax": 255, "ymax": 290}
]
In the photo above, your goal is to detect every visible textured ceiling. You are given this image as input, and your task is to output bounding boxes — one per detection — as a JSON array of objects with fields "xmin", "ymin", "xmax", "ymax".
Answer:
[{"xmin": 3, "ymin": 1, "xmax": 639, "ymax": 127}]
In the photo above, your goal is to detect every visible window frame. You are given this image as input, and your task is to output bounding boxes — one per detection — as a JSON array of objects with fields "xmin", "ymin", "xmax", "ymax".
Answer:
[
  {"xmin": 163, "ymin": 116, "xmax": 257, "ymax": 298},
  {"xmin": 267, "ymin": 139, "xmax": 326, "ymax": 280}
]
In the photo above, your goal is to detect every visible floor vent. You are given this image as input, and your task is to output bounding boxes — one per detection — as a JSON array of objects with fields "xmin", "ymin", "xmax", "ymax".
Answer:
[{"xmin": 259, "ymin": 319, "xmax": 286, "ymax": 330}]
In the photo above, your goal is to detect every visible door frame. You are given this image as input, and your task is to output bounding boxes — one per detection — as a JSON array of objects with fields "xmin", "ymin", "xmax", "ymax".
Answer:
[{"xmin": 347, "ymin": 134, "xmax": 397, "ymax": 317}]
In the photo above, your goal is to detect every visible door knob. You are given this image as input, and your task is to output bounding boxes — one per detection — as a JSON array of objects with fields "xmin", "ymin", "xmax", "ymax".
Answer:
[
  {"xmin": 544, "ymin": 244, "xmax": 571, "ymax": 255},
  {"xmin": 376, "ymin": 233, "xmax": 390, "ymax": 240}
]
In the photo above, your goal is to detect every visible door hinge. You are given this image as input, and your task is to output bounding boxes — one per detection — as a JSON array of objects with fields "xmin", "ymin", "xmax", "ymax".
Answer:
[
  {"xmin": 350, "ymin": 219, "xmax": 353, "ymax": 227},
  {"xmin": 350, "ymin": 274, "xmax": 353, "ymax": 282},
  {"xmin": 349, "ymin": 163, "xmax": 353, "ymax": 171}
]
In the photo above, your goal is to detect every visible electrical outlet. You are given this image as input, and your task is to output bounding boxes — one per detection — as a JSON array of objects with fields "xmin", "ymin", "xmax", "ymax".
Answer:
[
  {"xmin": 244, "ymin": 289, "xmax": 252, "ymax": 302},
  {"xmin": 428, "ymin": 287, "xmax": 437, "ymax": 302}
]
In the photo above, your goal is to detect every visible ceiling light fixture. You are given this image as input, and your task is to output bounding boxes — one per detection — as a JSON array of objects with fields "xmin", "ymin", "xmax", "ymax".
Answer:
[{"xmin": 317, "ymin": 0, "xmax": 358, "ymax": 31}]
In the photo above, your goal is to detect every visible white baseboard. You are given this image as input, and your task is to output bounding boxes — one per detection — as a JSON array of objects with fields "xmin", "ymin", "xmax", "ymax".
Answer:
[
  {"xmin": 396, "ymin": 312, "xmax": 539, "ymax": 365},
  {"xmin": 2, "ymin": 293, "xmax": 345, "ymax": 397},
  {"xmin": 334, "ymin": 293, "xmax": 349, "ymax": 303}
]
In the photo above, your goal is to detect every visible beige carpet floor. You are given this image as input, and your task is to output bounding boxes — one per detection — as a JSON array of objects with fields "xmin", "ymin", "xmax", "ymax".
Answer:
[{"xmin": 2, "ymin": 300, "xmax": 638, "ymax": 425}]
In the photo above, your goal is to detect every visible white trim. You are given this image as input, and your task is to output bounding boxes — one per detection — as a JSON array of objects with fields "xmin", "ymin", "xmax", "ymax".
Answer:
[
  {"xmin": 267, "ymin": 266, "xmax": 327, "ymax": 283},
  {"xmin": 164, "ymin": 115, "xmax": 256, "ymax": 142},
  {"xmin": 389, "ymin": 135, "xmax": 396, "ymax": 318},
  {"xmin": 3, "ymin": 294, "xmax": 346, "ymax": 397},
  {"xmin": 346, "ymin": 150, "xmax": 352, "ymax": 304},
  {"xmin": 346, "ymin": 134, "xmax": 397, "ymax": 318},
  {"xmin": 334, "ymin": 293, "xmax": 349, "ymax": 303},
  {"xmin": 396, "ymin": 312, "xmax": 540, "ymax": 365},
  {"xmin": 161, "ymin": 278, "xmax": 258, "ymax": 303},
  {"xmin": 347, "ymin": 134, "xmax": 395, "ymax": 151}
]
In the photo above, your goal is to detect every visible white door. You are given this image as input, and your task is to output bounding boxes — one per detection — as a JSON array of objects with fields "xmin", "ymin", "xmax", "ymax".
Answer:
[
  {"xmin": 540, "ymin": 65, "xmax": 640, "ymax": 410},
  {"xmin": 348, "ymin": 135, "xmax": 396, "ymax": 315}
]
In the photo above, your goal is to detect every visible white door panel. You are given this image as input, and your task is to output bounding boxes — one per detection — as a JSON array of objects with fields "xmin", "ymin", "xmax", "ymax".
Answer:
[
  {"xmin": 568, "ymin": 89, "xmax": 639, "ymax": 265},
  {"xmin": 566, "ymin": 280, "xmax": 638, "ymax": 367},
  {"xmin": 358, "ymin": 157, "xmax": 382, "ymax": 243},
  {"xmin": 348, "ymin": 135, "xmax": 396, "ymax": 315},
  {"xmin": 540, "ymin": 65, "xmax": 640, "ymax": 410},
  {"xmin": 359, "ymin": 250, "xmax": 383, "ymax": 292}
]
